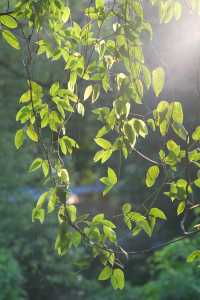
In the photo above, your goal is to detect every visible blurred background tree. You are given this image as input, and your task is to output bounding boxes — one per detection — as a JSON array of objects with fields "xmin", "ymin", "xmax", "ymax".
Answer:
[{"xmin": 0, "ymin": 0, "xmax": 200, "ymax": 299}]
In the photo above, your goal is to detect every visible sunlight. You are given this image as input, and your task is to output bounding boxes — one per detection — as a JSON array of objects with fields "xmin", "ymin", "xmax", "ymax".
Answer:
[{"xmin": 154, "ymin": 13, "xmax": 200, "ymax": 95}]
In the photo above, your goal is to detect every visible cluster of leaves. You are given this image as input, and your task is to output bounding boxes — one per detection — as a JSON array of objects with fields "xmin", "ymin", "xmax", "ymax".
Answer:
[{"xmin": 0, "ymin": 0, "xmax": 199, "ymax": 289}]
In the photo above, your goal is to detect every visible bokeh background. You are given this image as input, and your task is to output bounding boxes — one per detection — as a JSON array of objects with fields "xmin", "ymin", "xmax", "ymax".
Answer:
[{"xmin": 0, "ymin": 1, "xmax": 200, "ymax": 299}]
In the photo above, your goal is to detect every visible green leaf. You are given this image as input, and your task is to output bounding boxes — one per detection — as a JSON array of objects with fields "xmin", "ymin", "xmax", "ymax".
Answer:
[
  {"xmin": 59, "ymin": 169, "xmax": 70, "ymax": 185},
  {"xmin": 98, "ymin": 266, "xmax": 112, "ymax": 281},
  {"xmin": 103, "ymin": 225, "xmax": 116, "ymax": 242},
  {"xmin": 146, "ymin": 165, "xmax": 160, "ymax": 188},
  {"xmin": 48, "ymin": 190, "xmax": 58, "ymax": 213},
  {"xmin": 187, "ymin": 250, "xmax": 200, "ymax": 263},
  {"xmin": 26, "ymin": 125, "xmax": 38, "ymax": 142},
  {"xmin": 149, "ymin": 208, "xmax": 167, "ymax": 220},
  {"xmin": 77, "ymin": 102, "xmax": 85, "ymax": 116},
  {"xmin": 111, "ymin": 269, "xmax": 125, "ymax": 290},
  {"xmin": 29, "ymin": 158, "xmax": 42, "ymax": 172},
  {"xmin": 122, "ymin": 203, "xmax": 132, "ymax": 214},
  {"xmin": 32, "ymin": 208, "xmax": 45, "ymax": 224},
  {"xmin": 84, "ymin": 85, "xmax": 93, "ymax": 100},
  {"xmin": 19, "ymin": 90, "xmax": 31, "ymax": 103},
  {"xmin": 50, "ymin": 81, "xmax": 59, "ymax": 96},
  {"xmin": 102, "ymin": 185, "xmax": 114, "ymax": 196},
  {"xmin": 108, "ymin": 167, "xmax": 117, "ymax": 185},
  {"xmin": 143, "ymin": 65, "xmax": 151, "ymax": 90},
  {"xmin": 71, "ymin": 231, "xmax": 81, "ymax": 247},
  {"xmin": 101, "ymin": 150, "xmax": 113, "ymax": 163},
  {"xmin": 192, "ymin": 126, "xmax": 200, "ymax": 141},
  {"xmin": 62, "ymin": 6, "xmax": 70, "ymax": 23},
  {"xmin": 174, "ymin": 2, "xmax": 182, "ymax": 20},
  {"xmin": 102, "ymin": 73, "xmax": 110, "ymax": 92},
  {"xmin": 94, "ymin": 150, "xmax": 104, "ymax": 162},
  {"xmin": 172, "ymin": 122, "xmax": 187, "ymax": 141},
  {"xmin": 133, "ymin": 119, "xmax": 148, "ymax": 138},
  {"xmin": 2, "ymin": 30, "xmax": 20, "ymax": 49},
  {"xmin": 177, "ymin": 201, "xmax": 185, "ymax": 215},
  {"xmin": 42, "ymin": 160, "xmax": 49, "ymax": 177},
  {"xmin": 139, "ymin": 219, "xmax": 152, "ymax": 237},
  {"xmin": 132, "ymin": 226, "xmax": 142, "ymax": 237},
  {"xmin": 92, "ymin": 213, "xmax": 104, "ymax": 223},
  {"xmin": 133, "ymin": 1, "xmax": 144, "ymax": 19},
  {"xmin": 15, "ymin": 129, "xmax": 25, "ymax": 149},
  {"xmin": 66, "ymin": 205, "xmax": 77, "ymax": 223},
  {"xmin": 152, "ymin": 67, "xmax": 165, "ymax": 97},
  {"xmin": 59, "ymin": 138, "xmax": 67, "ymax": 155},
  {"xmin": 124, "ymin": 122, "xmax": 136, "ymax": 149},
  {"xmin": 132, "ymin": 79, "xmax": 143, "ymax": 103},
  {"xmin": 0, "ymin": 15, "xmax": 18, "ymax": 28},
  {"xmin": 95, "ymin": 138, "xmax": 111, "ymax": 149},
  {"xmin": 96, "ymin": 0, "xmax": 104, "ymax": 9},
  {"xmin": 100, "ymin": 168, "xmax": 117, "ymax": 196},
  {"xmin": 194, "ymin": 178, "xmax": 200, "ymax": 188},
  {"xmin": 36, "ymin": 191, "xmax": 49, "ymax": 209},
  {"xmin": 92, "ymin": 84, "xmax": 100, "ymax": 103},
  {"xmin": 172, "ymin": 102, "xmax": 183, "ymax": 124},
  {"xmin": 167, "ymin": 140, "xmax": 180, "ymax": 154}
]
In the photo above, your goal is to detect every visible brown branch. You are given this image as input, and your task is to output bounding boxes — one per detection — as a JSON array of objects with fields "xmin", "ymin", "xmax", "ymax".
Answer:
[
  {"xmin": 133, "ymin": 148, "xmax": 161, "ymax": 166},
  {"xmin": 125, "ymin": 229, "xmax": 200, "ymax": 256}
]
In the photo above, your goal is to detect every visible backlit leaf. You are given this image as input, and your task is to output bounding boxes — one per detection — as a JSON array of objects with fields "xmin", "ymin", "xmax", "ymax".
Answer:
[
  {"xmin": 152, "ymin": 67, "xmax": 165, "ymax": 97},
  {"xmin": 0, "ymin": 15, "xmax": 17, "ymax": 28},
  {"xmin": 108, "ymin": 167, "xmax": 117, "ymax": 185},
  {"xmin": 192, "ymin": 126, "xmax": 200, "ymax": 141},
  {"xmin": 146, "ymin": 165, "xmax": 160, "ymax": 188},
  {"xmin": 26, "ymin": 125, "xmax": 38, "ymax": 142},
  {"xmin": 29, "ymin": 158, "xmax": 42, "ymax": 172},
  {"xmin": 84, "ymin": 85, "xmax": 93, "ymax": 100},
  {"xmin": 172, "ymin": 102, "xmax": 183, "ymax": 124},
  {"xmin": 2, "ymin": 30, "xmax": 20, "ymax": 49},
  {"xmin": 149, "ymin": 208, "xmax": 167, "ymax": 220},
  {"xmin": 98, "ymin": 266, "xmax": 112, "ymax": 281},
  {"xmin": 111, "ymin": 269, "xmax": 125, "ymax": 290},
  {"xmin": 15, "ymin": 129, "xmax": 25, "ymax": 149},
  {"xmin": 177, "ymin": 201, "xmax": 185, "ymax": 215},
  {"xmin": 95, "ymin": 138, "xmax": 111, "ymax": 149}
]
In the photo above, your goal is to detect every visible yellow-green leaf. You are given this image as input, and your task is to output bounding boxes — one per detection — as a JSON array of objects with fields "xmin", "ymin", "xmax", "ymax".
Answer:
[
  {"xmin": 108, "ymin": 167, "xmax": 117, "ymax": 185},
  {"xmin": 172, "ymin": 102, "xmax": 183, "ymax": 124},
  {"xmin": 26, "ymin": 125, "xmax": 38, "ymax": 142},
  {"xmin": 62, "ymin": 7, "xmax": 70, "ymax": 23},
  {"xmin": 177, "ymin": 201, "xmax": 185, "ymax": 215},
  {"xmin": 174, "ymin": 2, "xmax": 182, "ymax": 20},
  {"xmin": 36, "ymin": 191, "xmax": 49, "ymax": 209},
  {"xmin": 146, "ymin": 165, "xmax": 160, "ymax": 188},
  {"xmin": 192, "ymin": 126, "xmax": 200, "ymax": 141},
  {"xmin": 98, "ymin": 266, "xmax": 112, "ymax": 281},
  {"xmin": 149, "ymin": 207, "xmax": 167, "ymax": 220},
  {"xmin": 95, "ymin": 138, "xmax": 111, "ymax": 149},
  {"xmin": 2, "ymin": 30, "xmax": 20, "ymax": 49},
  {"xmin": 111, "ymin": 268, "xmax": 125, "ymax": 290},
  {"xmin": 84, "ymin": 85, "xmax": 93, "ymax": 100},
  {"xmin": 29, "ymin": 158, "xmax": 42, "ymax": 172},
  {"xmin": 15, "ymin": 129, "xmax": 25, "ymax": 149},
  {"xmin": 42, "ymin": 160, "xmax": 49, "ymax": 177},
  {"xmin": 0, "ymin": 15, "xmax": 17, "ymax": 28},
  {"xmin": 152, "ymin": 67, "xmax": 165, "ymax": 97},
  {"xmin": 32, "ymin": 208, "xmax": 45, "ymax": 224},
  {"xmin": 59, "ymin": 169, "xmax": 70, "ymax": 185}
]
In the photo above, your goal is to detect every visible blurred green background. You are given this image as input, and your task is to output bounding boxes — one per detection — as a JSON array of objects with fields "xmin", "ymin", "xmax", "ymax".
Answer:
[{"xmin": 0, "ymin": 1, "xmax": 200, "ymax": 299}]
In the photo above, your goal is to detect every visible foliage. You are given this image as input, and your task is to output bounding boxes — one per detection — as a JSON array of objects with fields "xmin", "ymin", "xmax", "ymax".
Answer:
[
  {"xmin": 0, "ymin": 0, "xmax": 200, "ymax": 290},
  {"xmin": 138, "ymin": 237, "xmax": 200, "ymax": 300},
  {"xmin": 0, "ymin": 248, "xmax": 26, "ymax": 300},
  {"xmin": 0, "ymin": 196, "xmax": 87, "ymax": 300}
]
